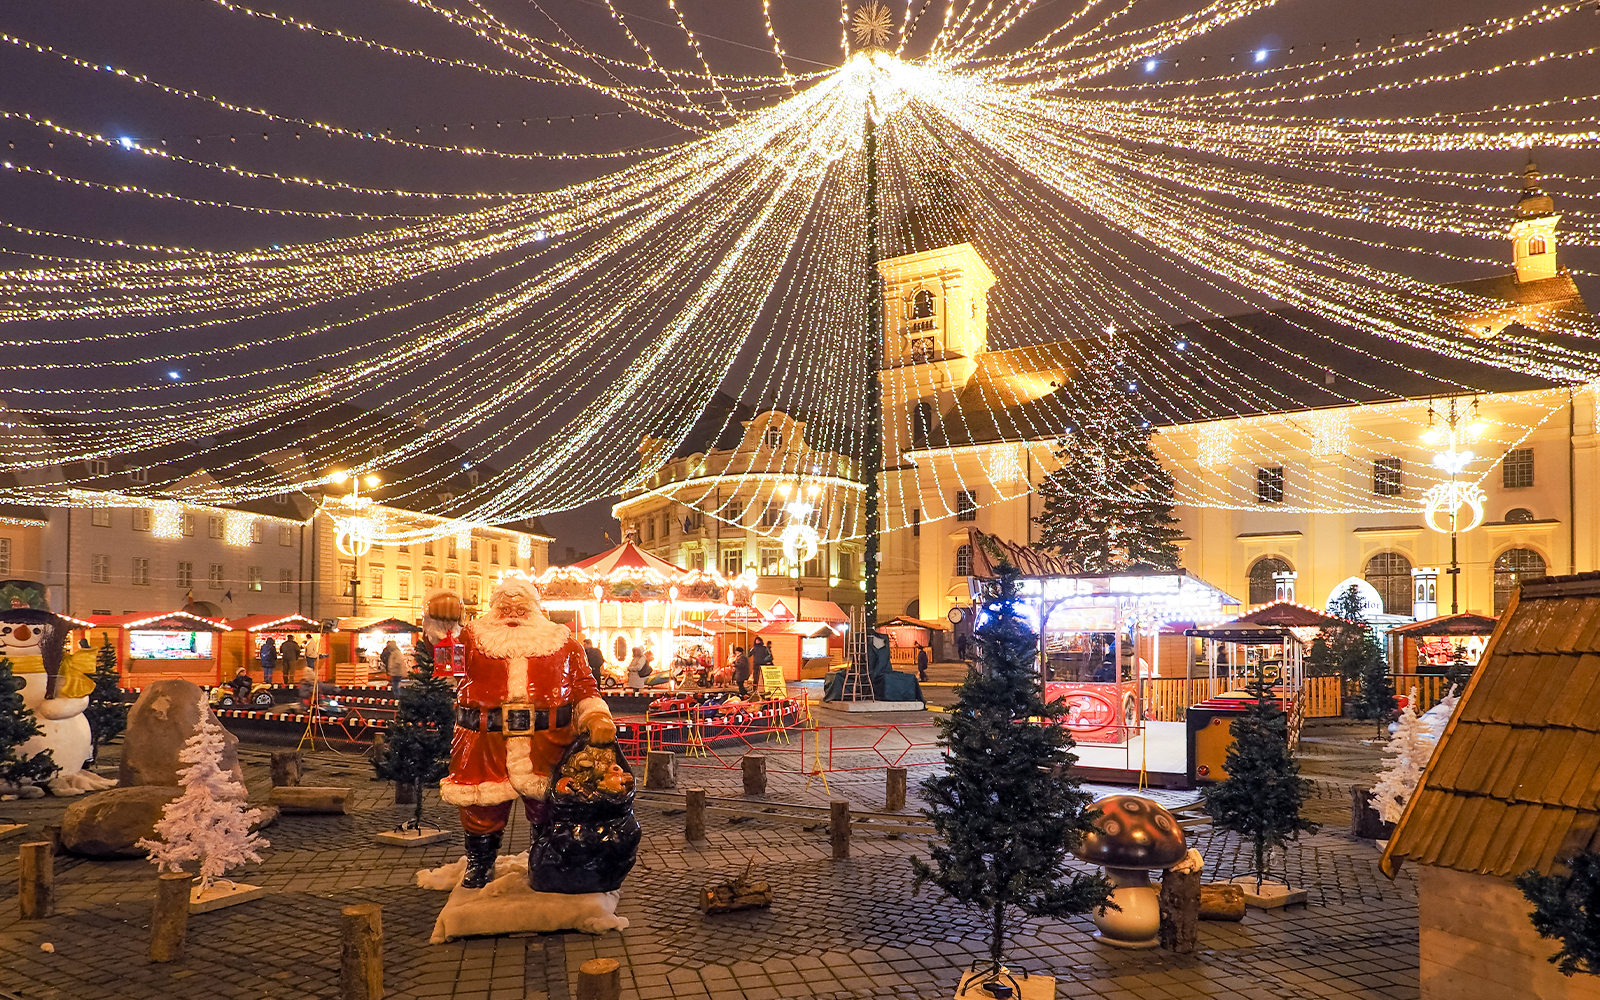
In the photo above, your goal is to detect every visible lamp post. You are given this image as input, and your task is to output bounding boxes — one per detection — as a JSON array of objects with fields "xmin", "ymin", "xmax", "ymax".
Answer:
[
  {"xmin": 329, "ymin": 470, "xmax": 382, "ymax": 617},
  {"xmin": 1421, "ymin": 399, "xmax": 1488, "ymax": 615},
  {"xmin": 779, "ymin": 481, "xmax": 822, "ymax": 621}
]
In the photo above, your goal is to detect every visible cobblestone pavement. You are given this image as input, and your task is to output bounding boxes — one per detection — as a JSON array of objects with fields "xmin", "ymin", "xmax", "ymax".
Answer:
[{"xmin": 0, "ymin": 718, "xmax": 1416, "ymax": 1000}]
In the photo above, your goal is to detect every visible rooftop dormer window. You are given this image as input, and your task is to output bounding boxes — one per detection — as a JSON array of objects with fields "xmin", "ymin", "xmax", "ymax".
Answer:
[{"xmin": 764, "ymin": 427, "xmax": 783, "ymax": 450}]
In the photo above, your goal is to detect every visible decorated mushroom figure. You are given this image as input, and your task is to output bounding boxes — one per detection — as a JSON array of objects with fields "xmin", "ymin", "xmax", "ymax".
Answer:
[{"xmin": 1073, "ymin": 794, "xmax": 1189, "ymax": 948}]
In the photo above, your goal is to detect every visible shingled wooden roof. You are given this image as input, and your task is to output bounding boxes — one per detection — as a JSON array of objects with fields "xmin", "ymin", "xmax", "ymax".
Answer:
[{"xmin": 1382, "ymin": 572, "xmax": 1600, "ymax": 879}]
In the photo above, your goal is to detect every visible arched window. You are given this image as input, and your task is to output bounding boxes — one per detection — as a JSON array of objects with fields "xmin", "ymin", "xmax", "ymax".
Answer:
[
  {"xmin": 1494, "ymin": 548, "xmax": 1547, "ymax": 614},
  {"xmin": 1364, "ymin": 551, "xmax": 1413, "ymax": 616},
  {"xmin": 955, "ymin": 543, "xmax": 973, "ymax": 577},
  {"xmin": 906, "ymin": 599, "xmax": 921, "ymax": 618},
  {"xmin": 912, "ymin": 288, "xmax": 935, "ymax": 319},
  {"xmin": 1529, "ymin": 236, "xmax": 1548, "ymax": 256},
  {"xmin": 1505, "ymin": 507, "xmax": 1535, "ymax": 524},
  {"xmin": 911, "ymin": 400, "xmax": 934, "ymax": 449},
  {"xmin": 1248, "ymin": 557, "xmax": 1292, "ymax": 606}
]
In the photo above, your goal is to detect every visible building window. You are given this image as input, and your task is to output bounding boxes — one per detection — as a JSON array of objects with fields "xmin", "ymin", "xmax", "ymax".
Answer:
[
  {"xmin": 1248, "ymin": 557, "xmax": 1292, "ymax": 606},
  {"xmin": 341, "ymin": 566, "xmax": 357, "ymax": 597},
  {"xmin": 955, "ymin": 490, "xmax": 978, "ymax": 522},
  {"xmin": 1494, "ymin": 548, "xmax": 1547, "ymax": 614},
  {"xmin": 279, "ymin": 524, "xmax": 294, "ymax": 546},
  {"xmin": 131, "ymin": 508, "xmax": 151, "ymax": 532},
  {"xmin": 370, "ymin": 571, "xmax": 382, "ymax": 600},
  {"xmin": 1372, "ymin": 458, "xmax": 1402, "ymax": 497},
  {"xmin": 279, "ymin": 569, "xmax": 293, "ymax": 593},
  {"xmin": 88, "ymin": 459, "xmax": 110, "ymax": 477},
  {"xmin": 424, "ymin": 539, "xmax": 435, "ymax": 557},
  {"xmin": 1503, "ymin": 448, "xmax": 1534, "ymax": 489},
  {"xmin": 764, "ymin": 427, "xmax": 783, "ymax": 450},
  {"xmin": 720, "ymin": 495, "xmax": 743, "ymax": 523},
  {"xmin": 208, "ymin": 563, "xmax": 224, "ymax": 590},
  {"xmin": 424, "ymin": 572, "xmax": 437, "ymax": 592},
  {"xmin": 911, "ymin": 401, "xmax": 934, "ymax": 450},
  {"xmin": 1529, "ymin": 236, "xmax": 1548, "ymax": 255},
  {"xmin": 470, "ymin": 539, "xmax": 480, "ymax": 562},
  {"xmin": 912, "ymin": 288, "xmax": 935, "ymax": 319},
  {"xmin": 0, "ymin": 537, "xmax": 9, "ymax": 574},
  {"xmin": 1256, "ymin": 466, "xmax": 1285, "ymax": 504},
  {"xmin": 182, "ymin": 514, "xmax": 195, "ymax": 536},
  {"xmin": 466, "ymin": 578, "xmax": 480, "ymax": 605},
  {"xmin": 248, "ymin": 566, "xmax": 263, "ymax": 592},
  {"xmin": 251, "ymin": 521, "xmax": 264, "ymax": 544},
  {"xmin": 661, "ymin": 514, "xmax": 671, "ymax": 539},
  {"xmin": 91, "ymin": 554, "xmax": 111, "ymax": 584},
  {"xmin": 208, "ymin": 516, "xmax": 223, "ymax": 539},
  {"xmin": 721, "ymin": 546, "xmax": 745, "ymax": 579},
  {"xmin": 645, "ymin": 517, "xmax": 655, "ymax": 541},
  {"xmin": 132, "ymin": 557, "xmax": 150, "ymax": 586},
  {"xmin": 760, "ymin": 503, "xmax": 781, "ymax": 528},
  {"xmin": 912, "ymin": 508, "xmax": 921, "ymax": 537},
  {"xmin": 490, "ymin": 542, "xmax": 499, "ymax": 565},
  {"xmin": 398, "ymin": 574, "xmax": 410, "ymax": 600},
  {"xmin": 955, "ymin": 543, "xmax": 974, "ymax": 577},
  {"xmin": 1505, "ymin": 507, "xmax": 1535, "ymax": 524},
  {"xmin": 1364, "ymin": 552, "xmax": 1413, "ymax": 616},
  {"xmin": 177, "ymin": 562, "xmax": 193, "ymax": 589},
  {"xmin": 129, "ymin": 467, "xmax": 149, "ymax": 484},
  {"xmin": 90, "ymin": 508, "xmax": 111, "ymax": 528},
  {"xmin": 759, "ymin": 546, "xmax": 783, "ymax": 576},
  {"xmin": 838, "ymin": 551, "xmax": 855, "ymax": 580}
]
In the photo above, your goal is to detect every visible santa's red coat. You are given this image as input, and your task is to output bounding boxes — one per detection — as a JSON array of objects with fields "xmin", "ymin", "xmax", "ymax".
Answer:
[{"xmin": 439, "ymin": 616, "xmax": 608, "ymax": 807}]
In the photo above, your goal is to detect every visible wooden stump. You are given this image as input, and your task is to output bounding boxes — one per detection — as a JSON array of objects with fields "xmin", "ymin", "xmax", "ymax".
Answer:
[
  {"xmin": 830, "ymin": 800, "xmax": 851, "ymax": 860},
  {"xmin": 18, "ymin": 841, "xmax": 53, "ymax": 920},
  {"xmin": 685, "ymin": 788, "xmax": 706, "ymax": 842},
  {"xmin": 741, "ymin": 754, "xmax": 768, "ymax": 796},
  {"xmin": 885, "ymin": 767, "xmax": 907, "ymax": 812},
  {"xmin": 575, "ymin": 957, "xmax": 621, "ymax": 1000},
  {"xmin": 269, "ymin": 786, "xmax": 353, "ymax": 814},
  {"xmin": 645, "ymin": 750, "xmax": 676, "ymax": 790},
  {"xmin": 1198, "ymin": 882, "xmax": 1247, "ymax": 921},
  {"xmin": 149, "ymin": 872, "xmax": 193, "ymax": 962},
  {"xmin": 701, "ymin": 875, "xmax": 773, "ymax": 914},
  {"xmin": 1159, "ymin": 867, "xmax": 1201, "ymax": 953},
  {"xmin": 270, "ymin": 751, "xmax": 304, "ymax": 788},
  {"xmin": 394, "ymin": 781, "xmax": 417, "ymax": 806},
  {"xmin": 340, "ymin": 903, "xmax": 384, "ymax": 1000},
  {"xmin": 1351, "ymin": 787, "xmax": 1394, "ymax": 840}
]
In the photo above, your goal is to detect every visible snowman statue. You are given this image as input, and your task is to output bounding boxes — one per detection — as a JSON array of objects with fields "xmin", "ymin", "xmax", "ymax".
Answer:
[{"xmin": 0, "ymin": 607, "xmax": 116, "ymax": 795}]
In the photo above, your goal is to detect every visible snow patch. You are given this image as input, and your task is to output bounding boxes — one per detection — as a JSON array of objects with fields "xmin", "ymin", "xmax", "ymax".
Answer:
[{"xmin": 416, "ymin": 853, "xmax": 629, "ymax": 943}]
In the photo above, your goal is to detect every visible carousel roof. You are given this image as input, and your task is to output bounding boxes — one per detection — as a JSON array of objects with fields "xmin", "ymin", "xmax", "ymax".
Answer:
[{"xmin": 570, "ymin": 541, "xmax": 690, "ymax": 579}]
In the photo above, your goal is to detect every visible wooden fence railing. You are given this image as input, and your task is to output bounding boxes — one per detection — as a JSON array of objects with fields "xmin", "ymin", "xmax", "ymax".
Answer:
[
  {"xmin": 1391, "ymin": 673, "xmax": 1455, "ymax": 713},
  {"xmin": 1138, "ymin": 674, "xmax": 1344, "ymax": 722}
]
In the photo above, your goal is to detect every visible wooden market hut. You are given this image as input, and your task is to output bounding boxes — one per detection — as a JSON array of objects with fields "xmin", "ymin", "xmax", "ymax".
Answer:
[
  {"xmin": 1381, "ymin": 572, "xmax": 1600, "ymax": 1000},
  {"xmin": 1387, "ymin": 612, "xmax": 1498, "ymax": 673},
  {"xmin": 222, "ymin": 614, "xmax": 323, "ymax": 681},
  {"xmin": 86, "ymin": 611, "xmax": 230, "ymax": 690},
  {"xmin": 330, "ymin": 616, "xmax": 421, "ymax": 686}
]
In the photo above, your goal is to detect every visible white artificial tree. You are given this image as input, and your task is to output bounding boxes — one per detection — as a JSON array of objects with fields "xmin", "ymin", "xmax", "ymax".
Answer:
[
  {"xmin": 137, "ymin": 692, "xmax": 267, "ymax": 892},
  {"xmin": 1370, "ymin": 686, "xmax": 1436, "ymax": 824}
]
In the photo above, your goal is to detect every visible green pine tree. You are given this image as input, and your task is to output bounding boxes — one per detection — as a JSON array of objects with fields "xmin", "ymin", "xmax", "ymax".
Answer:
[
  {"xmin": 374, "ymin": 641, "xmax": 454, "ymax": 829},
  {"xmin": 1326, "ymin": 585, "xmax": 1377, "ymax": 683},
  {"xmin": 1202, "ymin": 678, "xmax": 1318, "ymax": 888},
  {"xmin": 0, "ymin": 656, "xmax": 57, "ymax": 789},
  {"xmin": 1518, "ymin": 852, "xmax": 1600, "ymax": 977},
  {"xmin": 1303, "ymin": 635, "xmax": 1338, "ymax": 677},
  {"xmin": 85, "ymin": 636, "xmax": 127, "ymax": 757},
  {"xmin": 1443, "ymin": 643, "xmax": 1474, "ymax": 694},
  {"xmin": 1350, "ymin": 642, "xmax": 1398, "ymax": 723},
  {"xmin": 912, "ymin": 569, "xmax": 1111, "ymax": 973},
  {"xmin": 1034, "ymin": 362, "xmax": 1183, "ymax": 574}
]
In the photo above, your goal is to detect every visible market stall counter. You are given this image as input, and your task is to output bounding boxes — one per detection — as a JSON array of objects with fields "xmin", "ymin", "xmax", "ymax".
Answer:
[{"xmin": 86, "ymin": 611, "xmax": 230, "ymax": 690}]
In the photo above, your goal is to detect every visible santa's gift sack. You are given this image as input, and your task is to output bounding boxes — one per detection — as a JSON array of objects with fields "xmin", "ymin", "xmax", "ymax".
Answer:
[{"xmin": 528, "ymin": 735, "xmax": 640, "ymax": 894}]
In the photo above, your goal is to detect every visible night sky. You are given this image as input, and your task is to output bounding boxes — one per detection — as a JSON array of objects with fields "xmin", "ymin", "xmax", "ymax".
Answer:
[{"xmin": 1, "ymin": 0, "xmax": 1594, "ymax": 556}]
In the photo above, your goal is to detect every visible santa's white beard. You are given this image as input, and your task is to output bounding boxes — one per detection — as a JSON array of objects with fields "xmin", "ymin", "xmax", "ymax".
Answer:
[{"xmin": 470, "ymin": 612, "xmax": 568, "ymax": 659}]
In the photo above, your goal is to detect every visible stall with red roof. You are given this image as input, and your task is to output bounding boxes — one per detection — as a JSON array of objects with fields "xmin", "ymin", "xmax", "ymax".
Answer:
[
  {"xmin": 86, "ymin": 611, "xmax": 231, "ymax": 689},
  {"xmin": 222, "ymin": 613, "xmax": 323, "ymax": 681}
]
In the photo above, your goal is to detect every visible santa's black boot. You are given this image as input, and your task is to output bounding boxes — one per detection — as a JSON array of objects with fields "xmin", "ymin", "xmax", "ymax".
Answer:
[{"xmin": 461, "ymin": 831, "xmax": 501, "ymax": 889}]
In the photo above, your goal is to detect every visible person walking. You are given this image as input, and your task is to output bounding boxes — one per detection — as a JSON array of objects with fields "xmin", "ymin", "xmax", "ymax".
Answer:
[
  {"xmin": 916, "ymin": 643, "xmax": 930, "ymax": 682},
  {"xmin": 258, "ymin": 636, "xmax": 278, "ymax": 685},
  {"xmin": 732, "ymin": 646, "xmax": 751, "ymax": 698},
  {"xmin": 750, "ymin": 638, "xmax": 773, "ymax": 671},
  {"xmin": 278, "ymin": 634, "xmax": 302, "ymax": 681},
  {"xmin": 582, "ymin": 637, "xmax": 605, "ymax": 687},
  {"xmin": 382, "ymin": 639, "xmax": 406, "ymax": 694},
  {"xmin": 626, "ymin": 646, "xmax": 649, "ymax": 691}
]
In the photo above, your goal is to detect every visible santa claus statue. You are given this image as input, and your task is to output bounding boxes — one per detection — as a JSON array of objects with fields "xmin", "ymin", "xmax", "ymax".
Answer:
[{"xmin": 438, "ymin": 577, "xmax": 616, "ymax": 889}]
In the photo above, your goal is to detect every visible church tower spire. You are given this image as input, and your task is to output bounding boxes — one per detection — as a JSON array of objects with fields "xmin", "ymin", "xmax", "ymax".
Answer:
[{"xmin": 1510, "ymin": 159, "xmax": 1559, "ymax": 284}]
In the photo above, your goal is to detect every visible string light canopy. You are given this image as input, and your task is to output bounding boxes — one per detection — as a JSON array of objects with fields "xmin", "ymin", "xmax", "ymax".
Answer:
[{"xmin": 0, "ymin": 1, "xmax": 1595, "ymax": 547}]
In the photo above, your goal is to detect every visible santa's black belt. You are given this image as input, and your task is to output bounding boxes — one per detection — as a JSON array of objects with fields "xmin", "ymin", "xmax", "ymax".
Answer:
[{"xmin": 456, "ymin": 705, "xmax": 571, "ymax": 733}]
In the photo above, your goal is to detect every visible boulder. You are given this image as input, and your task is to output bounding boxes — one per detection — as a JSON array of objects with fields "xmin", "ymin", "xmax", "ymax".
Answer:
[
  {"xmin": 119, "ymin": 680, "xmax": 243, "ymax": 789},
  {"xmin": 60, "ymin": 785, "xmax": 182, "ymax": 858}
]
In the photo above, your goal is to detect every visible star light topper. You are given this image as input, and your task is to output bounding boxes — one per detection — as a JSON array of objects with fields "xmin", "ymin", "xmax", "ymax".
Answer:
[{"xmin": 852, "ymin": 2, "xmax": 893, "ymax": 50}]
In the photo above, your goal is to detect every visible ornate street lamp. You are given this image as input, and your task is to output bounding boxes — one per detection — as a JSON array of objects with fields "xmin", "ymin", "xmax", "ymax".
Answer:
[{"xmin": 1420, "ymin": 399, "xmax": 1488, "ymax": 615}]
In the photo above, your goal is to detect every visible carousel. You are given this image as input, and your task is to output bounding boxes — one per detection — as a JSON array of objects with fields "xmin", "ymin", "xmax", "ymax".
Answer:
[{"xmin": 529, "ymin": 541, "xmax": 754, "ymax": 684}]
